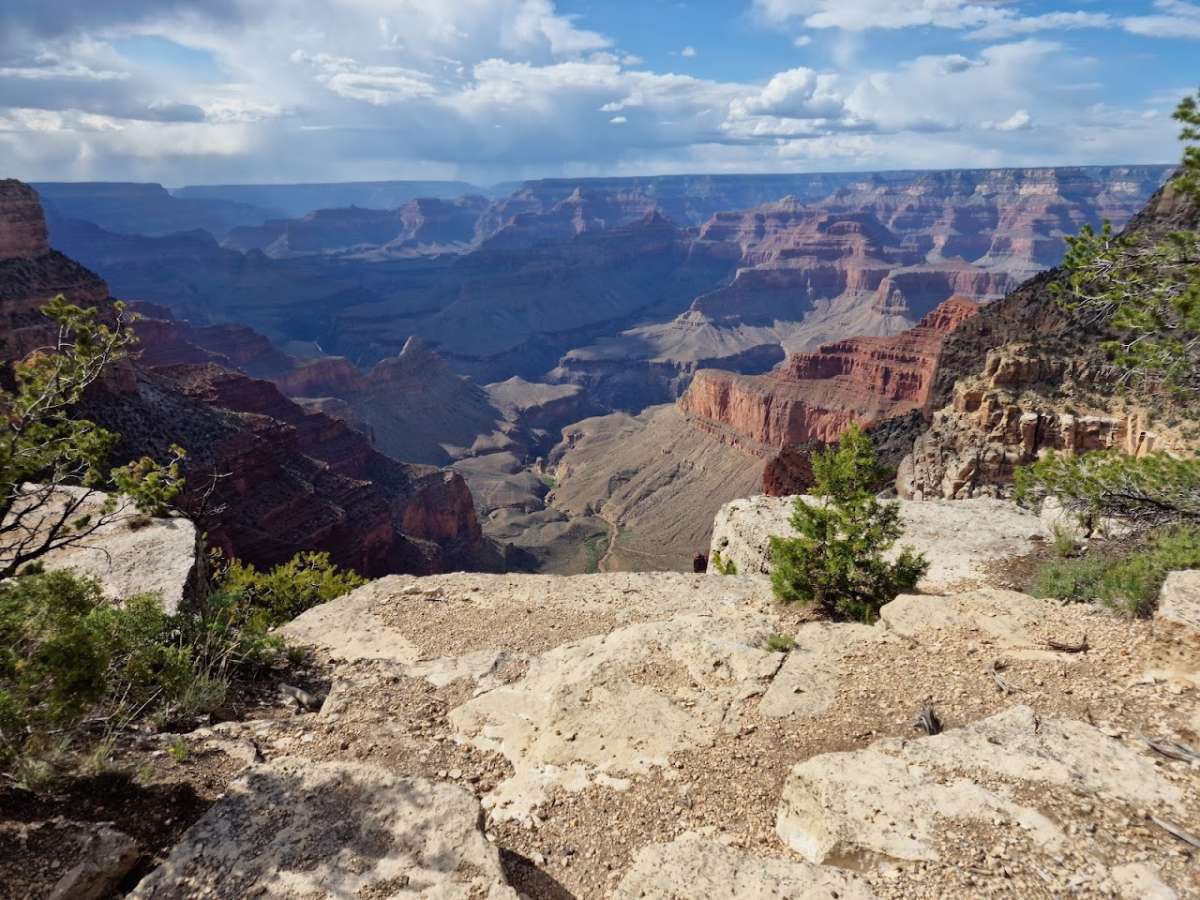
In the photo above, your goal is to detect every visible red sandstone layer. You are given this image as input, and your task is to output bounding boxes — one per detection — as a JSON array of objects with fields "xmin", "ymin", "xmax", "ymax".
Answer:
[{"xmin": 679, "ymin": 296, "xmax": 980, "ymax": 448}]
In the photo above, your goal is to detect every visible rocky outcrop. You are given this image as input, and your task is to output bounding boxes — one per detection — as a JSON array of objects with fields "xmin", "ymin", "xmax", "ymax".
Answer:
[
  {"xmin": 898, "ymin": 349, "xmax": 1165, "ymax": 499},
  {"xmin": 0, "ymin": 180, "xmax": 110, "ymax": 359},
  {"xmin": 679, "ymin": 296, "xmax": 979, "ymax": 449},
  {"xmin": 0, "ymin": 180, "xmax": 50, "ymax": 259},
  {"xmin": 129, "ymin": 759, "xmax": 518, "ymax": 899},
  {"xmin": 614, "ymin": 834, "xmax": 876, "ymax": 899},
  {"xmin": 253, "ymin": 567, "xmax": 1199, "ymax": 899},
  {"xmin": 776, "ymin": 704, "xmax": 1183, "ymax": 868},
  {"xmin": 131, "ymin": 363, "xmax": 491, "ymax": 574},
  {"xmin": 1157, "ymin": 570, "xmax": 1200, "ymax": 633},
  {"xmin": 708, "ymin": 494, "xmax": 1050, "ymax": 592},
  {"xmin": 0, "ymin": 485, "xmax": 198, "ymax": 612},
  {"xmin": 903, "ymin": 181, "xmax": 1198, "ymax": 499}
]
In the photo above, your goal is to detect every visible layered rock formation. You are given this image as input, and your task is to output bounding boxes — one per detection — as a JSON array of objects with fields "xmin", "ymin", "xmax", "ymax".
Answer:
[
  {"xmin": 0, "ymin": 180, "xmax": 110, "ymax": 358},
  {"xmin": 0, "ymin": 181, "xmax": 496, "ymax": 576},
  {"xmin": 680, "ymin": 296, "xmax": 979, "ymax": 448},
  {"xmin": 33, "ymin": 181, "xmax": 271, "ymax": 238},
  {"xmin": 173, "ymin": 179, "xmax": 484, "ymax": 220},
  {"xmin": 222, "ymin": 196, "xmax": 490, "ymax": 258},
  {"xmin": 45, "ymin": 167, "xmax": 1168, "ymax": 406},
  {"xmin": 901, "ymin": 180, "xmax": 1199, "ymax": 499}
]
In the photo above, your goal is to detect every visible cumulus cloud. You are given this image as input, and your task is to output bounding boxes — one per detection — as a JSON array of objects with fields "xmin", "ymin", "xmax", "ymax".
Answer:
[
  {"xmin": 0, "ymin": 0, "xmax": 1187, "ymax": 182},
  {"xmin": 1122, "ymin": 0, "xmax": 1200, "ymax": 37},
  {"xmin": 983, "ymin": 108, "xmax": 1033, "ymax": 131},
  {"xmin": 681, "ymin": 46, "xmax": 697, "ymax": 57},
  {"xmin": 729, "ymin": 67, "xmax": 846, "ymax": 119}
]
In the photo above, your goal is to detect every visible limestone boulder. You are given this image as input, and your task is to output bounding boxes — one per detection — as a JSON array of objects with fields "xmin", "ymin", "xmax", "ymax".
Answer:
[
  {"xmin": 0, "ymin": 485, "xmax": 197, "ymax": 612},
  {"xmin": 709, "ymin": 494, "xmax": 1048, "ymax": 592},
  {"xmin": 448, "ymin": 609, "xmax": 784, "ymax": 823},
  {"xmin": 129, "ymin": 758, "xmax": 518, "ymax": 899},
  {"xmin": 1157, "ymin": 569, "xmax": 1200, "ymax": 633},
  {"xmin": 776, "ymin": 705, "xmax": 1183, "ymax": 867}
]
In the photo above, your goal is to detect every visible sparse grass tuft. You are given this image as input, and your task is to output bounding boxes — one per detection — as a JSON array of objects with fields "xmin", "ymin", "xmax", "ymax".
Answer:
[{"xmin": 764, "ymin": 633, "xmax": 798, "ymax": 653}]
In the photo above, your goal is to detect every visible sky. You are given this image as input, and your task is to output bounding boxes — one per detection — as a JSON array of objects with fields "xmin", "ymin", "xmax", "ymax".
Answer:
[{"xmin": 0, "ymin": 0, "xmax": 1195, "ymax": 186}]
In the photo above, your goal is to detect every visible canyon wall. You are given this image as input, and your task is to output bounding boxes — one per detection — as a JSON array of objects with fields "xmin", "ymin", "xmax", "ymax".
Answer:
[
  {"xmin": 679, "ymin": 296, "xmax": 979, "ymax": 449},
  {"xmin": 900, "ymin": 181, "xmax": 1199, "ymax": 500},
  {"xmin": 0, "ymin": 181, "xmax": 496, "ymax": 577}
]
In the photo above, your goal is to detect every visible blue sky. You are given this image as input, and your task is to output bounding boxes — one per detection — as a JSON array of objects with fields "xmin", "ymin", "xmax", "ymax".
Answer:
[{"xmin": 0, "ymin": 0, "xmax": 1195, "ymax": 185}]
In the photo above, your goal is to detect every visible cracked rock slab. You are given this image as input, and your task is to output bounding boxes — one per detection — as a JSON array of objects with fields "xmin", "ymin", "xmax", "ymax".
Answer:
[
  {"xmin": 449, "ymin": 611, "xmax": 783, "ymax": 823},
  {"xmin": 776, "ymin": 705, "xmax": 1183, "ymax": 868},
  {"xmin": 613, "ymin": 833, "xmax": 878, "ymax": 899},
  {"xmin": 129, "ymin": 758, "xmax": 517, "ymax": 899},
  {"xmin": 1157, "ymin": 569, "xmax": 1200, "ymax": 633},
  {"xmin": 879, "ymin": 588, "xmax": 1071, "ymax": 659}
]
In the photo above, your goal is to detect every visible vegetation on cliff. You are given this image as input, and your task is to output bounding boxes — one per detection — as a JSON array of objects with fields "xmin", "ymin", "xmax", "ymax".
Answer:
[
  {"xmin": 0, "ymin": 299, "xmax": 366, "ymax": 784},
  {"xmin": 769, "ymin": 425, "xmax": 926, "ymax": 622},
  {"xmin": 0, "ymin": 296, "xmax": 184, "ymax": 578}
]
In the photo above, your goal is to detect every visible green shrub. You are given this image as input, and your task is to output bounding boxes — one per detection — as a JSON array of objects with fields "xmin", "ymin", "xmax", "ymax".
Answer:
[
  {"xmin": 1032, "ymin": 526, "xmax": 1200, "ymax": 616},
  {"xmin": 1051, "ymin": 525, "xmax": 1079, "ymax": 559},
  {"xmin": 1016, "ymin": 450, "xmax": 1200, "ymax": 529},
  {"xmin": 0, "ymin": 571, "xmax": 192, "ymax": 767},
  {"xmin": 769, "ymin": 425, "xmax": 928, "ymax": 623},
  {"xmin": 217, "ymin": 551, "xmax": 365, "ymax": 628}
]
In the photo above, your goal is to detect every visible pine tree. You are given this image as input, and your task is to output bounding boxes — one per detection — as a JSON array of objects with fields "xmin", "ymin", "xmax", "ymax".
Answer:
[
  {"xmin": 769, "ymin": 425, "xmax": 927, "ymax": 622},
  {"xmin": 1050, "ymin": 89, "xmax": 1200, "ymax": 396}
]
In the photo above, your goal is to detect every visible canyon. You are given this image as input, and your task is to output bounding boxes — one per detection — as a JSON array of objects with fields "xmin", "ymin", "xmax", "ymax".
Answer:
[
  {"xmin": 11, "ymin": 165, "xmax": 1176, "ymax": 574},
  {"xmin": 0, "ymin": 179, "xmax": 498, "ymax": 576}
]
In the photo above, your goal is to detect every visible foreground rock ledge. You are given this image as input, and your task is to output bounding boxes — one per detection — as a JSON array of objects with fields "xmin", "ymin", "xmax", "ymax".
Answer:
[
  {"xmin": 614, "ymin": 833, "xmax": 878, "ymax": 899},
  {"xmin": 129, "ymin": 758, "xmax": 518, "ymax": 900}
]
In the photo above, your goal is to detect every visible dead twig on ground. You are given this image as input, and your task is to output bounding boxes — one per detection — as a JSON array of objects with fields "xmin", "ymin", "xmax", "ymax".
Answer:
[
  {"xmin": 912, "ymin": 704, "xmax": 943, "ymax": 736},
  {"xmin": 1145, "ymin": 738, "xmax": 1200, "ymax": 763},
  {"xmin": 1046, "ymin": 634, "xmax": 1089, "ymax": 653},
  {"xmin": 1151, "ymin": 816, "xmax": 1200, "ymax": 849}
]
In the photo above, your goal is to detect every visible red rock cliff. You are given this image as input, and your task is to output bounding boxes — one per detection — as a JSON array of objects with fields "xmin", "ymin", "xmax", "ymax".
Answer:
[{"xmin": 679, "ymin": 296, "xmax": 979, "ymax": 448}]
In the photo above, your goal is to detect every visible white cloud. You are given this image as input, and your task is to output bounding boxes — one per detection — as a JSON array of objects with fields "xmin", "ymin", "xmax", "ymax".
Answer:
[
  {"xmin": 730, "ymin": 67, "xmax": 845, "ymax": 119},
  {"xmin": 983, "ymin": 108, "xmax": 1032, "ymax": 131},
  {"xmin": 792, "ymin": 35, "xmax": 813, "ymax": 47},
  {"xmin": 969, "ymin": 11, "xmax": 1113, "ymax": 39},
  {"xmin": 681, "ymin": 46, "xmax": 697, "ymax": 57},
  {"xmin": 0, "ymin": 0, "xmax": 1185, "ymax": 183},
  {"xmin": 1122, "ymin": 0, "xmax": 1200, "ymax": 37}
]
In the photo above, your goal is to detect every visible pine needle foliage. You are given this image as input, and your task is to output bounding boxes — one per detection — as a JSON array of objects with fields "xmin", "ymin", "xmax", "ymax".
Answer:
[
  {"xmin": 769, "ymin": 425, "xmax": 927, "ymax": 622},
  {"xmin": 1049, "ymin": 89, "xmax": 1200, "ymax": 397}
]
